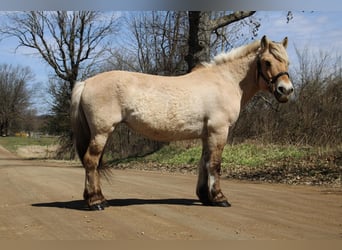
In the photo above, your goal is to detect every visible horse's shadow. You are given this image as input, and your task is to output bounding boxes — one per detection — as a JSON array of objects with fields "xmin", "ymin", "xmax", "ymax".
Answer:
[{"xmin": 32, "ymin": 198, "xmax": 201, "ymax": 211}]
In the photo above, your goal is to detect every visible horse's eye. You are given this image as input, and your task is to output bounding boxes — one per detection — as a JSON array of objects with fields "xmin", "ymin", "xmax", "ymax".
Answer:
[{"xmin": 265, "ymin": 61, "xmax": 271, "ymax": 67}]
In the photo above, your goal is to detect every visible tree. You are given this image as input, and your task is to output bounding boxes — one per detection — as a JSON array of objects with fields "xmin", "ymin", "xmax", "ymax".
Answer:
[
  {"xmin": 0, "ymin": 64, "xmax": 33, "ymax": 136},
  {"xmin": 1, "ymin": 11, "xmax": 120, "ymax": 155},
  {"xmin": 1, "ymin": 11, "xmax": 119, "ymax": 133},
  {"xmin": 107, "ymin": 11, "xmax": 189, "ymax": 76},
  {"xmin": 48, "ymin": 78, "xmax": 72, "ymax": 135},
  {"xmin": 185, "ymin": 11, "xmax": 257, "ymax": 71},
  {"xmin": 109, "ymin": 11, "xmax": 259, "ymax": 74},
  {"xmin": 130, "ymin": 11, "xmax": 189, "ymax": 75},
  {"xmin": 1, "ymin": 11, "xmax": 119, "ymax": 90}
]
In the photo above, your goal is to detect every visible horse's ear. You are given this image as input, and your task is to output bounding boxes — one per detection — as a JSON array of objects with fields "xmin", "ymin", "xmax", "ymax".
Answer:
[
  {"xmin": 260, "ymin": 35, "xmax": 269, "ymax": 50},
  {"xmin": 282, "ymin": 37, "xmax": 288, "ymax": 48}
]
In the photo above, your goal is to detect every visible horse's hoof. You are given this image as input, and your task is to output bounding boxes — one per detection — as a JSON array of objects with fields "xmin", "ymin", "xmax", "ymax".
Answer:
[
  {"xmin": 89, "ymin": 203, "xmax": 105, "ymax": 211},
  {"xmin": 88, "ymin": 200, "xmax": 109, "ymax": 211},
  {"xmin": 212, "ymin": 200, "xmax": 231, "ymax": 207},
  {"xmin": 200, "ymin": 199, "xmax": 231, "ymax": 207},
  {"xmin": 101, "ymin": 200, "xmax": 110, "ymax": 208}
]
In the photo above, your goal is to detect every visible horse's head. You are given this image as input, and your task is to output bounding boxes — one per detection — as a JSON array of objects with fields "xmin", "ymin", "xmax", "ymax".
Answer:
[{"xmin": 257, "ymin": 35, "xmax": 294, "ymax": 103}]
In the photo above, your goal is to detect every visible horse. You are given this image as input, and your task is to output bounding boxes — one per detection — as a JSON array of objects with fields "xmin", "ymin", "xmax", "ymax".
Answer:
[{"xmin": 71, "ymin": 35, "xmax": 294, "ymax": 210}]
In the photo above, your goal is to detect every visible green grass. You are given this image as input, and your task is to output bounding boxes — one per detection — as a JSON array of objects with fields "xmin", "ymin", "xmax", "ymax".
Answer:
[
  {"xmin": 0, "ymin": 136, "xmax": 58, "ymax": 153},
  {"xmin": 143, "ymin": 145, "xmax": 202, "ymax": 165},
  {"xmin": 221, "ymin": 143, "xmax": 312, "ymax": 167},
  {"xmin": 114, "ymin": 142, "xmax": 317, "ymax": 168},
  {"xmin": 1, "ymin": 135, "xmax": 337, "ymax": 170}
]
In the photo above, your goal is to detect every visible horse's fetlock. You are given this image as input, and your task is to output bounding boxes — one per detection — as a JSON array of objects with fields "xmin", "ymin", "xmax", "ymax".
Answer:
[
  {"xmin": 211, "ymin": 189, "xmax": 227, "ymax": 202},
  {"xmin": 84, "ymin": 190, "xmax": 106, "ymax": 206}
]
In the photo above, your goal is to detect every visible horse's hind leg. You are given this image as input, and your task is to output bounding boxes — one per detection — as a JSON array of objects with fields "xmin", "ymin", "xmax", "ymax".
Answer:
[
  {"xmin": 83, "ymin": 133, "xmax": 109, "ymax": 210},
  {"xmin": 196, "ymin": 141, "xmax": 211, "ymax": 205}
]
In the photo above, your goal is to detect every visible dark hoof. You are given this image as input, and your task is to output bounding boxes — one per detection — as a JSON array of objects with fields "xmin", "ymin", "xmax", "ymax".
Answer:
[
  {"xmin": 88, "ymin": 200, "xmax": 109, "ymax": 211},
  {"xmin": 212, "ymin": 200, "xmax": 231, "ymax": 207},
  {"xmin": 89, "ymin": 204, "xmax": 104, "ymax": 211},
  {"xmin": 101, "ymin": 200, "xmax": 110, "ymax": 208},
  {"xmin": 200, "ymin": 200, "xmax": 231, "ymax": 207}
]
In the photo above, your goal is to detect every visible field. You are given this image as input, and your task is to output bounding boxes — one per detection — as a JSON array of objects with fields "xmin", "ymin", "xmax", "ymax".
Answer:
[
  {"xmin": 0, "ymin": 136, "xmax": 58, "ymax": 159},
  {"xmin": 0, "ymin": 136, "xmax": 57, "ymax": 152}
]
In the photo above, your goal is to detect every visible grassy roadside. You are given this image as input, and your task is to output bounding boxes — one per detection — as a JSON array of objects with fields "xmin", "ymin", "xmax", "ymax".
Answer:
[
  {"xmin": 108, "ymin": 142, "xmax": 342, "ymax": 186},
  {"xmin": 0, "ymin": 136, "xmax": 58, "ymax": 153},
  {"xmin": 110, "ymin": 143, "xmax": 319, "ymax": 167},
  {"xmin": 1, "ymin": 136, "xmax": 338, "ymax": 169},
  {"xmin": 1, "ymin": 136, "xmax": 340, "ymax": 186}
]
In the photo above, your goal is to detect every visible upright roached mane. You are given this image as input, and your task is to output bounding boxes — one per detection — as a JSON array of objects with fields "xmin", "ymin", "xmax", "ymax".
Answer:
[
  {"xmin": 205, "ymin": 39, "xmax": 261, "ymax": 66},
  {"xmin": 71, "ymin": 35, "xmax": 294, "ymax": 210}
]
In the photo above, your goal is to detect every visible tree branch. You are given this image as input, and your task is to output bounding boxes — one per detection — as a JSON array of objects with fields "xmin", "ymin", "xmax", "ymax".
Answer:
[{"xmin": 209, "ymin": 11, "xmax": 256, "ymax": 31}]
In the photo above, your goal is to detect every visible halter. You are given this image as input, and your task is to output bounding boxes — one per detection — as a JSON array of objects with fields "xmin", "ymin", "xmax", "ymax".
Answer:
[{"xmin": 257, "ymin": 58, "xmax": 290, "ymax": 92}]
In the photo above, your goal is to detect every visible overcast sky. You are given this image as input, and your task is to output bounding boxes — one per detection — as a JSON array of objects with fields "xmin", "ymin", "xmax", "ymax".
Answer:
[{"xmin": 0, "ymin": 11, "xmax": 341, "ymax": 114}]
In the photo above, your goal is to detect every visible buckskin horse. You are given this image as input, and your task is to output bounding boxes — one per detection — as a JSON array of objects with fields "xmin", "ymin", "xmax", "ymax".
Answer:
[{"xmin": 71, "ymin": 35, "xmax": 294, "ymax": 210}]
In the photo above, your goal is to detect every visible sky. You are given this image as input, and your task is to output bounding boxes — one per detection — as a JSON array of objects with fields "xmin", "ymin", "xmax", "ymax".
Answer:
[{"xmin": 0, "ymin": 11, "xmax": 341, "ymax": 114}]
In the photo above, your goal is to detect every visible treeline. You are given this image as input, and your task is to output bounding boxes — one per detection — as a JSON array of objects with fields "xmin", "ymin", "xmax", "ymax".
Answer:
[{"xmin": 0, "ymin": 64, "xmax": 33, "ymax": 136}]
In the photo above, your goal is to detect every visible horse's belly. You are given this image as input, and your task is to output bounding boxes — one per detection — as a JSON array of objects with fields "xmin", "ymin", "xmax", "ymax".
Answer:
[
  {"xmin": 122, "ymin": 85, "xmax": 207, "ymax": 141},
  {"xmin": 124, "ymin": 112, "xmax": 204, "ymax": 142}
]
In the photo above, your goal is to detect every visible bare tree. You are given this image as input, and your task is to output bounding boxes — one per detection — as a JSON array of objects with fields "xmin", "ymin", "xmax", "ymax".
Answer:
[
  {"xmin": 112, "ymin": 11, "xmax": 189, "ymax": 75},
  {"xmin": 0, "ymin": 11, "xmax": 120, "ymax": 148},
  {"xmin": 0, "ymin": 64, "xmax": 33, "ymax": 136},
  {"xmin": 0, "ymin": 11, "xmax": 120, "ymax": 159},
  {"xmin": 1, "ymin": 11, "xmax": 119, "ymax": 90},
  {"xmin": 111, "ymin": 11, "xmax": 258, "ymax": 74}
]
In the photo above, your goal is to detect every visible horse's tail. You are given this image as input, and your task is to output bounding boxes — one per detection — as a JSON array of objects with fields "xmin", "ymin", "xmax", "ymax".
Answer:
[{"xmin": 71, "ymin": 81, "xmax": 90, "ymax": 164}]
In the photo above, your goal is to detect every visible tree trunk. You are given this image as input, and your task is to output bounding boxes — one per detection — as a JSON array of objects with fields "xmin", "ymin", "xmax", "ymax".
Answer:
[
  {"xmin": 186, "ymin": 11, "xmax": 211, "ymax": 72},
  {"xmin": 186, "ymin": 11, "xmax": 256, "ymax": 72}
]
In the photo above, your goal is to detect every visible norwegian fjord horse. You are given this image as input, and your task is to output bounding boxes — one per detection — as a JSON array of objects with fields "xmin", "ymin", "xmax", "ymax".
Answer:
[{"xmin": 71, "ymin": 36, "xmax": 293, "ymax": 210}]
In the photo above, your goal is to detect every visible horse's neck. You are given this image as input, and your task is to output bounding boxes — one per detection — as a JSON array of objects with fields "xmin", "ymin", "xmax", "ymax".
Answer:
[{"xmin": 225, "ymin": 54, "xmax": 259, "ymax": 107}]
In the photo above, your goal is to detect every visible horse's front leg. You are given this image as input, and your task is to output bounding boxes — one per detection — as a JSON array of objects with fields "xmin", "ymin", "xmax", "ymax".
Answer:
[
  {"xmin": 83, "ymin": 134, "xmax": 109, "ymax": 210},
  {"xmin": 196, "ymin": 127, "xmax": 231, "ymax": 207},
  {"xmin": 207, "ymin": 144, "xmax": 231, "ymax": 207}
]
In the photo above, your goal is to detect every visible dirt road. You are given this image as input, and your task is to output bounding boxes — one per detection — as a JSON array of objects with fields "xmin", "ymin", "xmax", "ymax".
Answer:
[{"xmin": 0, "ymin": 145, "xmax": 341, "ymax": 239}]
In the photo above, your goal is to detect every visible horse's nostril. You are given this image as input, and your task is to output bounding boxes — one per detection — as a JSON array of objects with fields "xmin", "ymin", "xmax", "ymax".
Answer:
[
  {"xmin": 278, "ymin": 86, "xmax": 293, "ymax": 95},
  {"xmin": 277, "ymin": 86, "xmax": 285, "ymax": 94}
]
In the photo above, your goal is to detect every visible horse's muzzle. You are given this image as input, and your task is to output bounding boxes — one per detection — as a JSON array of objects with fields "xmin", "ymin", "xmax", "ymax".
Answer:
[{"xmin": 274, "ymin": 80, "xmax": 294, "ymax": 103}]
